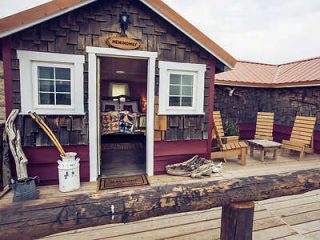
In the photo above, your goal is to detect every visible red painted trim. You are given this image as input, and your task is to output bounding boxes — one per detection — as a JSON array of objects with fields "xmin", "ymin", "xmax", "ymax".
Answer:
[
  {"xmin": 154, "ymin": 140, "xmax": 207, "ymax": 157},
  {"xmin": 2, "ymin": 37, "xmax": 13, "ymax": 117},
  {"xmin": 20, "ymin": 145, "xmax": 89, "ymax": 185},
  {"xmin": 207, "ymin": 59, "xmax": 216, "ymax": 158}
]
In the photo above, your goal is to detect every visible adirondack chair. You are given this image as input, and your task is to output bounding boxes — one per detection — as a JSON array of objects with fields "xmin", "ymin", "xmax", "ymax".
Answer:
[
  {"xmin": 211, "ymin": 112, "xmax": 247, "ymax": 165},
  {"xmin": 282, "ymin": 116, "xmax": 316, "ymax": 161},
  {"xmin": 212, "ymin": 111, "xmax": 239, "ymax": 144},
  {"xmin": 254, "ymin": 112, "xmax": 274, "ymax": 141}
]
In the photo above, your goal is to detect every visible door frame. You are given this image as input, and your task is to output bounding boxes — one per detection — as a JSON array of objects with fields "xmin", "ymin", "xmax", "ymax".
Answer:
[{"xmin": 86, "ymin": 47, "xmax": 157, "ymax": 181}]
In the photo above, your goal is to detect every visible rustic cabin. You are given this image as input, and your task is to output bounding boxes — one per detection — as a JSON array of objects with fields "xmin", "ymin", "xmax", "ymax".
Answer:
[
  {"xmin": 0, "ymin": 0, "xmax": 236, "ymax": 184},
  {"xmin": 214, "ymin": 58, "xmax": 320, "ymax": 154}
]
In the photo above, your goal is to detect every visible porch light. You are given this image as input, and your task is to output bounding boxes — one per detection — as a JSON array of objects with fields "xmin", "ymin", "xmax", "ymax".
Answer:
[
  {"xmin": 119, "ymin": 12, "xmax": 130, "ymax": 35},
  {"xmin": 115, "ymin": 70, "xmax": 125, "ymax": 74}
]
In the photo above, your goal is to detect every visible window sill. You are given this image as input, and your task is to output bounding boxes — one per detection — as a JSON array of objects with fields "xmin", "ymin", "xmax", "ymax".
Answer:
[
  {"xmin": 19, "ymin": 112, "xmax": 86, "ymax": 116},
  {"xmin": 158, "ymin": 111, "xmax": 205, "ymax": 116}
]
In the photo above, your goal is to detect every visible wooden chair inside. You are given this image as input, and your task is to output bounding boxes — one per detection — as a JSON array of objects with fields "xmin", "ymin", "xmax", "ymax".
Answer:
[
  {"xmin": 211, "ymin": 112, "xmax": 247, "ymax": 165},
  {"xmin": 254, "ymin": 112, "xmax": 274, "ymax": 141},
  {"xmin": 282, "ymin": 116, "xmax": 316, "ymax": 161},
  {"xmin": 212, "ymin": 111, "xmax": 239, "ymax": 144}
]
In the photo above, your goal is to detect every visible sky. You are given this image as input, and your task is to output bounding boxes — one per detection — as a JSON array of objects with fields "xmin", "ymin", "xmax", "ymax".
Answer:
[{"xmin": 1, "ymin": 0, "xmax": 320, "ymax": 64}]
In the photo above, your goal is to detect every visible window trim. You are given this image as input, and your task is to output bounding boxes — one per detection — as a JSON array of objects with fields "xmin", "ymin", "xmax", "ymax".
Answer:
[
  {"xmin": 17, "ymin": 50, "xmax": 85, "ymax": 115},
  {"xmin": 158, "ymin": 61, "xmax": 206, "ymax": 115}
]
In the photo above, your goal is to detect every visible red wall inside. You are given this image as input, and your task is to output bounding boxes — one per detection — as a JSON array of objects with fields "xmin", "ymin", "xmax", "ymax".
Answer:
[
  {"xmin": 23, "ymin": 145, "xmax": 89, "ymax": 185},
  {"xmin": 239, "ymin": 123, "xmax": 320, "ymax": 154}
]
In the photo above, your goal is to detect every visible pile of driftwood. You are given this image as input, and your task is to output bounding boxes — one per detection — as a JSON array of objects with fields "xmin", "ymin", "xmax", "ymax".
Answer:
[{"xmin": 166, "ymin": 155, "xmax": 222, "ymax": 178}]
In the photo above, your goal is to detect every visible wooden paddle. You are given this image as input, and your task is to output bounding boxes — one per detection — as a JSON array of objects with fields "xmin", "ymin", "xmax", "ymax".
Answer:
[{"xmin": 28, "ymin": 112, "xmax": 66, "ymax": 156}]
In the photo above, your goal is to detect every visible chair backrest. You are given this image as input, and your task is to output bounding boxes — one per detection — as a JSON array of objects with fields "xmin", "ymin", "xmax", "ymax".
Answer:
[
  {"xmin": 290, "ymin": 116, "xmax": 316, "ymax": 146},
  {"xmin": 212, "ymin": 111, "xmax": 224, "ymax": 148},
  {"xmin": 212, "ymin": 111, "xmax": 225, "ymax": 138},
  {"xmin": 254, "ymin": 112, "xmax": 274, "ymax": 140}
]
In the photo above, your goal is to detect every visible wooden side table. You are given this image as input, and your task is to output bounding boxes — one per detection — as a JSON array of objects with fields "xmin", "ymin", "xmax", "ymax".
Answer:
[{"xmin": 247, "ymin": 140, "xmax": 282, "ymax": 161}]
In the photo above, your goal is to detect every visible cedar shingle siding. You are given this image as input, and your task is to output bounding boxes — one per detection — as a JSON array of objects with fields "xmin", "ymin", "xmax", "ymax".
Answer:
[{"xmin": 10, "ymin": 0, "xmax": 215, "ymax": 146}]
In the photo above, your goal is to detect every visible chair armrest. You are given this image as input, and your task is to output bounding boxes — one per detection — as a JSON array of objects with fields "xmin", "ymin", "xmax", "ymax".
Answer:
[{"xmin": 221, "ymin": 136, "xmax": 239, "ymax": 144}]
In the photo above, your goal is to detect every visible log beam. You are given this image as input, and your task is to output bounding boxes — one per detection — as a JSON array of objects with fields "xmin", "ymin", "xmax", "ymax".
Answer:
[{"xmin": 0, "ymin": 168, "xmax": 319, "ymax": 239}]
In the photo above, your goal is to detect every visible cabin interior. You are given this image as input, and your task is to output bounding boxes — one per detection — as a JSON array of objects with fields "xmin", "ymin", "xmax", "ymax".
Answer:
[{"xmin": 99, "ymin": 57, "xmax": 148, "ymax": 177}]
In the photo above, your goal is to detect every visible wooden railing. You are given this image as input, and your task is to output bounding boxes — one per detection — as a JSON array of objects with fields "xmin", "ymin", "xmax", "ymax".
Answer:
[{"xmin": 0, "ymin": 168, "xmax": 319, "ymax": 239}]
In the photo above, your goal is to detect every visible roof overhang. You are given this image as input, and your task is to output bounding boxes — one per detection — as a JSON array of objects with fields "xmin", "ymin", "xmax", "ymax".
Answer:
[
  {"xmin": 215, "ymin": 80, "xmax": 320, "ymax": 88},
  {"xmin": 0, "ymin": 0, "xmax": 236, "ymax": 69}
]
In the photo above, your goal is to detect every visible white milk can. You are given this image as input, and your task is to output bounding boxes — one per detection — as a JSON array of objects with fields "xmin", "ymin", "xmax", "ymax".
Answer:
[{"xmin": 57, "ymin": 152, "xmax": 80, "ymax": 192}]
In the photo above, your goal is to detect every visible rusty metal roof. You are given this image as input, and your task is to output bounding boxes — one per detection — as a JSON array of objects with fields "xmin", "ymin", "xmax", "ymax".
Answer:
[{"xmin": 215, "ymin": 57, "xmax": 320, "ymax": 87}]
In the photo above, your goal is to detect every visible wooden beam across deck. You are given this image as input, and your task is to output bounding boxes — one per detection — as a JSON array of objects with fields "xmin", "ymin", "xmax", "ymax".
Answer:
[{"xmin": 0, "ymin": 168, "xmax": 320, "ymax": 239}]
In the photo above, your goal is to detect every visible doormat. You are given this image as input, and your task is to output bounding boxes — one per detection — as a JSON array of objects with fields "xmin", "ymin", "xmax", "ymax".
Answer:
[{"xmin": 98, "ymin": 175, "xmax": 149, "ymax": 190}]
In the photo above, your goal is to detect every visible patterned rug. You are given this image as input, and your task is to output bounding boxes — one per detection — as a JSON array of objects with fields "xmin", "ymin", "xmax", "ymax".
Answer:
[{"xmin": 98, "ymin": 175, "xmax": 149, "ymax": 190}]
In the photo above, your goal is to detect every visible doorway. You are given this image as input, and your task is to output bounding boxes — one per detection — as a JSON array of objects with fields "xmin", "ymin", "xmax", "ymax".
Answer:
[
  {"xmin": 99, "ymin": 57, "xmax": 148, "ymax": 177},
  {"xmin": 87, "ymin": 47, "xmax": 157, "ymax": 181}
]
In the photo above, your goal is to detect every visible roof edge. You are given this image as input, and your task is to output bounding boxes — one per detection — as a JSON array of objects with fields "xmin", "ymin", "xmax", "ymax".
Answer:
[
  {"xmin": 141, "ymin": 0, "xmax": 236, "ymax": 68},
  {"xmin": 0, "ymin": 0, "xmax": 236, "ymax": 69},
  {"xmin": 215, "ymin": 80, "xmax": 320, "ymax": 88},
  {"xmin": 238, "ymin": 55, "xmax": 320, "ymax": 67},
  {"xmin": 0, "ymin": 0, "xmax": 97, "ymax": 38}
]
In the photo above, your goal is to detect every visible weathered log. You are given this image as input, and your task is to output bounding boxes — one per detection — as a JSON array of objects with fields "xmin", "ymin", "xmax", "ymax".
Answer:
[
  {"xmin": 220, "ymin": 201, "xmax": 255, "ymax": 240},
  {"xmin": 1, "ymin": 123, "xmax": 11, "ymax": 190},
  {"xmin": 5, "ymin": 109, "xmax": 28, "ymax": 179},
  {"xmin": 0, "ymin": 168, "xmax": 319, "ymax": 239}
]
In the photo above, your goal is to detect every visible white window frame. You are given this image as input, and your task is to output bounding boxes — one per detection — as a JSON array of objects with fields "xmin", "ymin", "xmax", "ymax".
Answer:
[
  {"xmin": 17, "ymin": 50, "xmax": 85, "ymax": 115},
  {"xmin": 158, "ymin": 61, "xmax": 206, "ymax": 115}
]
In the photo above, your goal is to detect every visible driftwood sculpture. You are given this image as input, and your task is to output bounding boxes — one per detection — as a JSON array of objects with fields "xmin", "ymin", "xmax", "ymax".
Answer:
[
  {"xmin": 5, "ymin": 109, "xmax": 28, "ymax": 180},
  {"xmin": 166, "ymin": 155, "xmax": 222, "ymax": 178}
]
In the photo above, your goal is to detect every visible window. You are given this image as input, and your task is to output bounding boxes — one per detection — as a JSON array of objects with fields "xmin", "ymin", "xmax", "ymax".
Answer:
[
  {"xmin": 158, "ymin": 61, "xmax": 206, "ymax": 115},
  {"xmin": 169, "ymin": 73, "xmax": 194, "ymax": 107},
  {"xmin": 17, "ymin": 50, "xmax": 85, "ymax": 115},
  {"xmin": 36, "ymin": 65, "xmax": 71, "ymax": 105},
  {"xmin": 110, "ymin": 83, "xmax": 130, "ymax": 97}
]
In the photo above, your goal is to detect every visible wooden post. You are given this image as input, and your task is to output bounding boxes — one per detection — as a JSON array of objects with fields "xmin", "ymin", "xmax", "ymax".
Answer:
[{"xmin": 220, "ymin": 201, "xmax": 255, "ymax": 240}]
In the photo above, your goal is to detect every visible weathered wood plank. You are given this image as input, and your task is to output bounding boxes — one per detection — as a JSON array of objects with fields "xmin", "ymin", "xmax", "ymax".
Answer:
[{"xmin": 0, "ymin": 169, "xmax": 319, "ymax": 239}]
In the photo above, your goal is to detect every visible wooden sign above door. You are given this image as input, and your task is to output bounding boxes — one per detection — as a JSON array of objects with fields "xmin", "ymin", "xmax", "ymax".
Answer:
[{"xmin": 107, "ymin": 37, "xmax": 141, "ymax": 50}]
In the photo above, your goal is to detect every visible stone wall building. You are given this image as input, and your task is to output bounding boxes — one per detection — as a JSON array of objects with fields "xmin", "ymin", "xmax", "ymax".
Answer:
[{"xmin": 215, "ymin": 59, "xmax": 320, "ymax": 153}]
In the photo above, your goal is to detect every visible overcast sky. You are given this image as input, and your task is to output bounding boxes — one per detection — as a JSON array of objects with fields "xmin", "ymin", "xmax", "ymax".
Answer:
[{"xmin": 1, "ymin": 0, "xmax": 320, "ymax": 64}]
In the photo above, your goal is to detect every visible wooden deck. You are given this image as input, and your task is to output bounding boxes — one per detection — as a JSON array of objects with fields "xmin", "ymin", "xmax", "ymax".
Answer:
[
  {"xmin": 42, "ymin": 189, "xmax": 320, "ymax": 240},
  {"xmin": 1, "ymin": 151, "xmax": 320, "ymax": 239}
]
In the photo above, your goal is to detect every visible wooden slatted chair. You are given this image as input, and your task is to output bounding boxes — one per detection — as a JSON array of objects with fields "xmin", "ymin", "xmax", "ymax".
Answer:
[
  {"xmin": 282, "ymin": 116, "xmax": 316, "ymax": 161},
  {"xmin": 212, "ymin": 111, "xmax": 239, "ymax": 144},
  {"xmin": 254, "ymin": 112, "xmax": 274, "ymax": 140},
  {"xmin": 211, "ymin": 113, "xmax": 247, "ymax": 165}
]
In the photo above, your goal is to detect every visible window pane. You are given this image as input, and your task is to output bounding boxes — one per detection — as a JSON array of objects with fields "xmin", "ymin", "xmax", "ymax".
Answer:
[
  {"xmin": 169, "ymin": 85, "xmax": 181, "ymax": 95},
  {"xmin": 112, "ymin": 83, "xmax": 129, "ymax": 97},
  {"xmin": 182, "ymin": 75, "xmax": 193, "ymax": 85},
  {"xmin": 169, "ymin": 74, "xmax": 181, "ymax": 84},
  {"xmin": 169, "ymin": 97, "xmax": 180, "ymax": 106},
  {"xmin": 38, "ymin": 66, "xmax": 54, "ymax": 79},
  {"xmin": 181, "ymin": 97, "xmax": 192, "ymax": 106},
  {"xmin": 55, "ymin": 68, "xmax": 71, "ymax": 80},
  {"xmin": 182, "ymin": 86, "xmax": 193, "ymax": 96},
  {"xmin": 39, "ymin": 80, "xmax": 54, "ymax": 92},
  {"xmin": 39, "ymin": 93, "xmax": 54, "ymax": 105},
  {"xmin": 56, "ymin": 80, "xmax": 71, "ymax": 92},
  {"xmin": 56, "ymin": 93, "xmax": 71, "ymax": 105}
]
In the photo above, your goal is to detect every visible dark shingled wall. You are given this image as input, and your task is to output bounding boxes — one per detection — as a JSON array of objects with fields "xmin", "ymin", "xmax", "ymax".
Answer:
[
  {"xmin": 214, "ymin": 85, "xmax": 320, "ymax": 130},
  {"xmin": 8, "ymin": 0, "xmax": 217, "ymax": 147}
]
